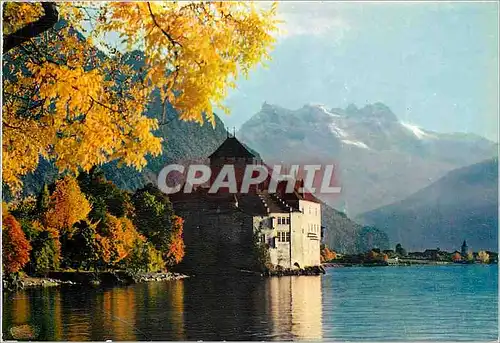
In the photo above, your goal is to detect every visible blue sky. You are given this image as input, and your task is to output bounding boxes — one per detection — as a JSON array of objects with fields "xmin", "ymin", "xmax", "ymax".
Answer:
[{"xmin": 220, "ymin": 2, "xmax": 499, "ymax": 141}]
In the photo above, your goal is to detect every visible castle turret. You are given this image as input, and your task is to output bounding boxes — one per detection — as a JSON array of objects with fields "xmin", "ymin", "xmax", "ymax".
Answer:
[
  {"xmin": 461, "ymin": 240, "xmax": 468, "ymax": 257},
  {"xmin": 208, "ymin": 133, "xmax": 261, "ymax": 193}
]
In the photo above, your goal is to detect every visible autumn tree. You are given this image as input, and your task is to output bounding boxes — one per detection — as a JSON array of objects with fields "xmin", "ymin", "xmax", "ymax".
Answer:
[
  {"xmin": 2, "ymin": 214, "xmax": 32, "ymax": 274},
  {"xmin": 165, "ymin": 215, "xmax": 185, "ymax": 266},
  {"xmin": 320, "ymin": 245, "xmax": 337, "ymax": 262},
  {"xmin": 365, "ymin": 249, "xmax": 388, "ymax": 263},
  {"xmin": 2, "ymin": 201, "xmax": 9, "ymax": 217},
  {"xmin": 452, "ymin": 252, "xmax": 462, "ymax": 262},
  {"xmin": 98, "ymin": 215, "xmax": 144, "ymax": 267},
  {"xmin": 2, "ymin": 2, "xmax": 279, "ymax": 191},
  {"xmin": 478, "ymin": 251, "xmax": 490, "ymax": 264},
  {"xmin": 44, "ymin": 175, "xmax": 91, "ymax": 232}
]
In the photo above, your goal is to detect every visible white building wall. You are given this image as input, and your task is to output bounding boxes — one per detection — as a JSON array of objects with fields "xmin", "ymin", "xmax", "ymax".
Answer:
[
  {"xmin": 298, "ymin": 200, "xmax": 321, "ymax": 267},
  {"xmin": 253, "ymin": 201, "xmax": 321, "ymax": 269},
  {"xmin": 290, "ymin": 211, "xmax": 304, "ymax": 268}
]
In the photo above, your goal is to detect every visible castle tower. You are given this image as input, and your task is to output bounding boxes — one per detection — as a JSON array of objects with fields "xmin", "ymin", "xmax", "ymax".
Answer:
[
  {"xmin": 208, "ymin": 132, "xmax": 261, "ymax": 193},
  {"xmin": 461, "ymin": 240, "xmax": 468, "ymax": 257}
]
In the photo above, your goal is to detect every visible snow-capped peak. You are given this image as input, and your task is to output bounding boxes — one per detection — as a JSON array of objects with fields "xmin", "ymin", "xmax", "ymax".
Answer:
[
  {"xmin": 342, "ymin": 139, "xmax": 370, "ymax": 149},
  {"xmin": 329, "ymin": 123, "xmax": 348, "ymax": 138},
  {"xmin": 401, "ymin": 122, "xmax": 433, "ymax": 139},
  {"xmin": 304, "ymin": 103, "xmax": 341, "ymax": 117}
]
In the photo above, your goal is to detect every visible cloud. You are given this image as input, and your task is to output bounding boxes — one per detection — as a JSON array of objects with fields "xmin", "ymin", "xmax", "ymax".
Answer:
[{"xmin": 273, "ymin": 2, "xmax": 351, "ymax": 41}]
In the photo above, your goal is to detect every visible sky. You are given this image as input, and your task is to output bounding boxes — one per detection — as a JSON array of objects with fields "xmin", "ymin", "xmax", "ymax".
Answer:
[{"xmin": 219, "ymin": 1, "xmax": 499, "ymax": 142}]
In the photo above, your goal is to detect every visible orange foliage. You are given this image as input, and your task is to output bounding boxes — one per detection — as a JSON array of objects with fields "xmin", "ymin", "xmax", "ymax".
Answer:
[
  {"xmin": 96, "ymin": 234, "xmax": 112, "ymax": 264},
  {"xmin": 452, "ymin": 252, "xmax": 462, "ymax": 262},
  {"xmin": 44, "ymin": 175, "xmax": 91, "ymax": 232},
  {"xmin": 321, "ymin": 246, "xmax": 337, "ymax": 262},
  {"xmin": 165, "ymin": 215, "xmax": 185, "ymax": 266},
  {"xmin": 2, "ymin": 214, "xmax": 32, "ymax": 274},
  {"xmin": 100, "ymin": 215, "xmax": 144, "ymax": 265},
  {"xmin": 366, "ymin": 250, "xmax": 387, "ymax": 262}
]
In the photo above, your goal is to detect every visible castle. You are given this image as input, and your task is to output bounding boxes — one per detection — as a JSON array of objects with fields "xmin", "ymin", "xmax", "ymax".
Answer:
[{"xmin": 170, "ymin": 135, "xmax": 322, "ymax": 273}]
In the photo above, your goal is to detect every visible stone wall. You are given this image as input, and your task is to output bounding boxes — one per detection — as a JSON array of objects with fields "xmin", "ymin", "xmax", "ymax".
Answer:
[{"xmin": 173, "ymin": 194, "xmax": 256, "ymax": 274}]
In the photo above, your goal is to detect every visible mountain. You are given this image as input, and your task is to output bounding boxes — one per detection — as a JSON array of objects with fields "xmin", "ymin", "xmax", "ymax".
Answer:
[
  {"xmin": 357, "ymin": 158, "xmax": 498, "ymax": 252},
  {"xmin": 237, "ymin": 102, "xmax": 497, "ymax": 215},
  {"xmin": 321, "ymin": 202, "xmax": 389, "ymax": 254}
]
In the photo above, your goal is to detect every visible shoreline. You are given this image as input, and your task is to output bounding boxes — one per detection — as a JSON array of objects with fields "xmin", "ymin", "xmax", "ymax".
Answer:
[
  {"xmin": 322, "ymin": 261, "xmax": 496, "ymax": 268},
  {"xmin": 3, "ymin": 271, "xmax": 189, "ymax": 292}
]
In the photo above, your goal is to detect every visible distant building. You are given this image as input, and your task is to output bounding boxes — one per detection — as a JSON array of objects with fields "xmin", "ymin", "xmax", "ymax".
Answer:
[
  {"xmin": 408, "ymin": 251, "xmax": 425, "ymax": 259},
  {"xmin": 423, "ymin": 249, "xmax": 440, "ymax": 260},
  {"xmin": 171, "ymin": 135, "xmax": 322, "ymax": 273},
  {"xmin": 461, "ymin": 240, "xmax": 469, "ymax": 257}
]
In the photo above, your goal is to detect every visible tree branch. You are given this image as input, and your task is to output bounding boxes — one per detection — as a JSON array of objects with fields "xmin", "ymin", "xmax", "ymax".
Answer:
[
  {"xmin": 3, "ymin": 2, "xmax": 59, "ymax": 54},
  {"xmin": 147, "ymin": 2, "xmax": 182, "ymax": 48}
]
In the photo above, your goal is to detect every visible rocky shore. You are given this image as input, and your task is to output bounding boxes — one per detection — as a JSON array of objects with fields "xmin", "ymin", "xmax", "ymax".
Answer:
[
  {"xmin": 3, "ymin": 271, "xmax": 189, "ymax": 292},
  {"xmin": 134, "ymin": 272, "xmax": 189, "ymax": 283},
  {"xmin": 262, "ymin": 265, "xmax": 326, "ymax": 277}
]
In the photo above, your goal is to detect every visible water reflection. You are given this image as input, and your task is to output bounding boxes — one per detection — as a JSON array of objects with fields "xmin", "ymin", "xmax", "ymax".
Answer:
[
  {"xmin": 265, "ymin": 276, "xmax": 323, "ymax": 340},
  {"xmin": 2, "ymin": 276, "xmax": 322, "ymax": 341}
]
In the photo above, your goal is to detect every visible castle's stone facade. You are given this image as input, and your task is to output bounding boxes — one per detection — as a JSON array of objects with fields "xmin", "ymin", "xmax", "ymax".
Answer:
[{"xmin": 170, "ymin": 136, "xmax": 321, "ymax": 273}]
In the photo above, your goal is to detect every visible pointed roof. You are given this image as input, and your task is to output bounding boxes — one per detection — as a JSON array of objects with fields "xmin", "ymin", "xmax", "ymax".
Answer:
[
  {"xmin": 462, "ymin": 240, "xmax": 468, "ymax": 247},
  {"xmin": 208, "ymin": 137, "xmax": 256, "ymax": 159}
]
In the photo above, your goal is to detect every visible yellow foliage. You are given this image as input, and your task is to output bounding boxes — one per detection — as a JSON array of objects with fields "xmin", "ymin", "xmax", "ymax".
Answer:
[
  {"xmin": 2, "ymin": 2, "xmax": 279, "ymax": 191},
  {"xmin": 478, "ymin": 251, "xmax": 490, "ymax": 263},
  {"xmin": 44, "ymin": 175, "xmax": 91, "ymax": 231},
  {"xmin": 2, "ymin": 201, "xmax": 10, "ymax": 217}
]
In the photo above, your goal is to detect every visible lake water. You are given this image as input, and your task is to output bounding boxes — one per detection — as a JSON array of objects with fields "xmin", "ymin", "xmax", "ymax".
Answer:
[{"xmin": 2, "ymin": 265, "xmax": 498, "ymax": 341}]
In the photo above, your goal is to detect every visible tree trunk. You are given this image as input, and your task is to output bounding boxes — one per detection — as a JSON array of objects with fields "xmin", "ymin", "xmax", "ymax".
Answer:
[{"xmin": 3, "ymin": 2, "xmax": 59, "ymax": 54}]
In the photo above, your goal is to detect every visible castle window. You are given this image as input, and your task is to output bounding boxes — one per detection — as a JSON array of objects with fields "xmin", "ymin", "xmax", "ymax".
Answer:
[
  {"xmin": 277, "ymin": 232, "xmax": 289, "ymax": 243},
  {"xmin": 285, "ymin": 217, "xmax": 290, "ymax": 225},
  {"xmin": 277, "ymin": 217, "xmax": 282, "ymax": 225}
]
